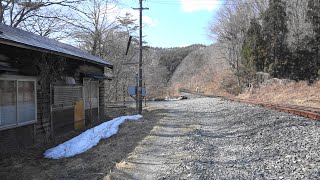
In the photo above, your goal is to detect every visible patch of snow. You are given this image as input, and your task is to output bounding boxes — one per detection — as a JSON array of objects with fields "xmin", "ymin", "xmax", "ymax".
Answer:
[{"xmin": 44, "ymin": 115, "xmax": 143, "ymax": 159}]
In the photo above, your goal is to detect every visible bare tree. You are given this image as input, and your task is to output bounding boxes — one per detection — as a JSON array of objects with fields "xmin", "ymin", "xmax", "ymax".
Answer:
[
  {"xmin": 208, "ymin": 0, "xmax": 268, "ymax": 89},
  {"xmin": 0, "ymin": 0, "xmax": 79, "ymax": 37},
  {"xmin": 68, "ymin": 0, "xmax": 121, "ymax": 56},
  {"xmin": 286, "ymin": 0, "xmax": 313, "ymax": 49}
]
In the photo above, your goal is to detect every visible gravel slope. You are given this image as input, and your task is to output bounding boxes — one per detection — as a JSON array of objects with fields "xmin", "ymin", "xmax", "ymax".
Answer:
[{"xmin": 110, "ymin": 97, "xmax": 320, "ymax": 179}]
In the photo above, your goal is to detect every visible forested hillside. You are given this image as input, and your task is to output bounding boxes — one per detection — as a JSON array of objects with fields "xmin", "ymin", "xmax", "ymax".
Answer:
[
  {"xmin": 168, "ymin": 44, "xmax": 230, "ymax": 95},
  {"xmin": 145, "ymin": 0, "xmax": 320, "ymax": 99},
  {"xmin": 209, "ymin": 0, "xmax": 320, "ymax": 89},
  {"xmin": 143, "ymin": 44, "xmax": 222, "ymax": 98},
  {"xmin": 104, "ymin": 44, "xmax": 214, "ymax": 100},
  {"xmin": 144, "ymin": 0, "xmax": 320, "ymax": 99},
  {"xmin": 103, "ymin": 43, "xmax": 231, "ymax": 99}
]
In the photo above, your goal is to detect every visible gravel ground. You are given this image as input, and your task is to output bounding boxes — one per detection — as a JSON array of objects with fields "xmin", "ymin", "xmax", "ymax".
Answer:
[{"xmin": 110, "ymin": 96, "xmax": 320, "ymax": 179}]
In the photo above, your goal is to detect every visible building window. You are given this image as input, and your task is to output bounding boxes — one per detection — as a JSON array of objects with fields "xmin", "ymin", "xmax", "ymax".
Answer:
[
  {"xmin": 0, "ymin": 78, "xmax": 37, "ymax": 130},
  {"xmin": 0, "ymin": 80, "xmax": 17, "ymax": 126}
]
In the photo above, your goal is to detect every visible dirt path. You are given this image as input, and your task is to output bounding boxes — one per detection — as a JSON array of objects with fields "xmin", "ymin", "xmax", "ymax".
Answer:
[{"xmin": 109, "ymin": 97, "xmax": 320, "ymax": 179}]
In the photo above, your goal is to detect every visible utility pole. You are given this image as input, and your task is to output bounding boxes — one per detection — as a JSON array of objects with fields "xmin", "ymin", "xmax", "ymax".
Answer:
[{"xmin": 133, "ymin": 0, "xmax": 148, "ymax": 114}]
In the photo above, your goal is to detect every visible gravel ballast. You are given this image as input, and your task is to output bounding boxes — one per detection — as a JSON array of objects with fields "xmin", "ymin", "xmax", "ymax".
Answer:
[{"xmin": 110, "ymin": 97, "xmax": 320, "ymax": 179}]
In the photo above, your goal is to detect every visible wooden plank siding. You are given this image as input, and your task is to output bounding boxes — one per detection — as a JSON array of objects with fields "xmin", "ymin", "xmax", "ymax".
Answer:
[{"xmin": 99, "ymin": 81, "xmax": 106, "ymax": 119}]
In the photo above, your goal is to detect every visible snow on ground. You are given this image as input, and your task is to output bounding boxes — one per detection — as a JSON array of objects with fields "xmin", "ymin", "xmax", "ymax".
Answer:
[{"xmin": 44, "ymin": 115, "xmax": 143, "ymax": 159}]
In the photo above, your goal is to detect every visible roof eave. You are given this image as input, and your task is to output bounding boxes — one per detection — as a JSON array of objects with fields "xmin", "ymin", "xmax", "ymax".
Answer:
[{"xmin": 0, "ymin": 38, "xmax": 113, "ymax": 69}]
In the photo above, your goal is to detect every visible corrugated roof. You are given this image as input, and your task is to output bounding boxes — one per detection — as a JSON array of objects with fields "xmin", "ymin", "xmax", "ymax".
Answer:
[{"xmin": 0, "ymin": 24, "xmax": 112, "ymax": 68}]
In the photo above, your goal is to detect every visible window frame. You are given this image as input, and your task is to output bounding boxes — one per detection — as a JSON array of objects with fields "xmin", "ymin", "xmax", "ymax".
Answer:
[{"xmin": 0, "ymin": 76, "xmax": 37, "ymax": 131}]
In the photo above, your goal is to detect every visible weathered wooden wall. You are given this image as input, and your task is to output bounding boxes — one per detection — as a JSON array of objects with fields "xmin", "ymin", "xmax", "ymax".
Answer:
[
  {"xmin": 0, "ymin": 44, "xmax": 109, "ymax": 154},
  {"xmin": 0, "ymin": 125, "xmax": 34, "ymax": 155}
]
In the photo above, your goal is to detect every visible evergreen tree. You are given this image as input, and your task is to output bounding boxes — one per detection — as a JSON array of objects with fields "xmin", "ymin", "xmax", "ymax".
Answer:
[
  {"xmin": 306, "ymin": 0, "xmax": 320, "ymax": 79},
  {"xmin": 241, "ymin": 37, "xmax": 255, "ymax": 86},
  {"xmin": 307, "ymin": 0, "xmax": 320, "ymax": 44},
  {"xmin": 243, "ymin": 18, "xmax": 265, "ymax": 72},
  {"xmin": 241, "ymin": 18, "xmax": 266, "ymax": 86},
  {"xmin": 261, "ymin": 0, "xmax": 291, "ymax": 78}
]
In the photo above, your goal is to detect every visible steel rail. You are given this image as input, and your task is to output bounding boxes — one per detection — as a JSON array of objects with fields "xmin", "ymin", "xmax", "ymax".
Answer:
[
  {"xmin": 229, "ymin": 97, "xmax": 320, "ymax": 120},
  {"xmin": 189, "ymin": 92, "xmax": 320, "ymax": 120}
]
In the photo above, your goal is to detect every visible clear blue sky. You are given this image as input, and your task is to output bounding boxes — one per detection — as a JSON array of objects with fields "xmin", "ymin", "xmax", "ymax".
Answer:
[{"xmin": 121, "ymin": 0, "xmax": 223, "ymax": 48}]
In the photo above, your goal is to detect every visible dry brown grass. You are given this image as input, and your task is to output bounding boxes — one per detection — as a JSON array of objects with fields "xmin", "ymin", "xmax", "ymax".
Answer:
[
  {"xmin": 0, "ymin": 108, "xmax": 164, "ymax": 179},
  {"xmin": 238, "ymin": 81, "xmax": 320, "ymax": 108}
]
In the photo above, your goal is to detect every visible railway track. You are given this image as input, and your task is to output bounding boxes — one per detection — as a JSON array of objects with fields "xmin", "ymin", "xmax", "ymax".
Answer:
[
  {"xmin": 187, "ymin": 92, "xmax": 320, "ymax": 120},
  {"xmin": 229, "ymin": 98, "xmax": 320, "ymax": 120}
]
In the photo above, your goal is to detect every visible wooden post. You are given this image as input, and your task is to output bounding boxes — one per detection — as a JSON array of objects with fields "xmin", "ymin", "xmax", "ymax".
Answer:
[
  {"xmin": 133, "ymin": 0, "xmax": 148, "ymax": 114},
  {"xmin": 144, "ymin": 82, "xmax": 146, "ymax": 107},
  {"xmin": 123, "ymin": 84, "xmax": 126, "ymax": 115},
  {"xmin": 49, "ymin": 83, "xmax": 54, "ymax": 140}
]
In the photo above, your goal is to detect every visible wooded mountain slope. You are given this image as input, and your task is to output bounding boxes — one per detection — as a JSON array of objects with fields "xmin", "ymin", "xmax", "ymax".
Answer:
[
  {"xmin": 143, "ymin": 44, "xmax": 232, "ymax": 98},
  {"xmin": 209, "ymin": 0, "xmax": 320, "ymax": 88},
  {"xmin": 168, "ymin": 44, "xmax": 230, "ymax": 96}
]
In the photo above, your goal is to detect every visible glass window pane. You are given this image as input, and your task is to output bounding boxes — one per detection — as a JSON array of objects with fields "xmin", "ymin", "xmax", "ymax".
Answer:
[
  {"xmin": 0, "ymin": 80, "xmax": 17, "ymax": 126},
  {"xmin": 18, "ymin": 81, "xmax": 36, "ymax": 123}
]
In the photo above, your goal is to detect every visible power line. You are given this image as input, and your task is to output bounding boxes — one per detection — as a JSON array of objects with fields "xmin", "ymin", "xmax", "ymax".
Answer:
[{"xmin": 146, "ymin": 0, "xmax": 267, "ymax": 6}]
